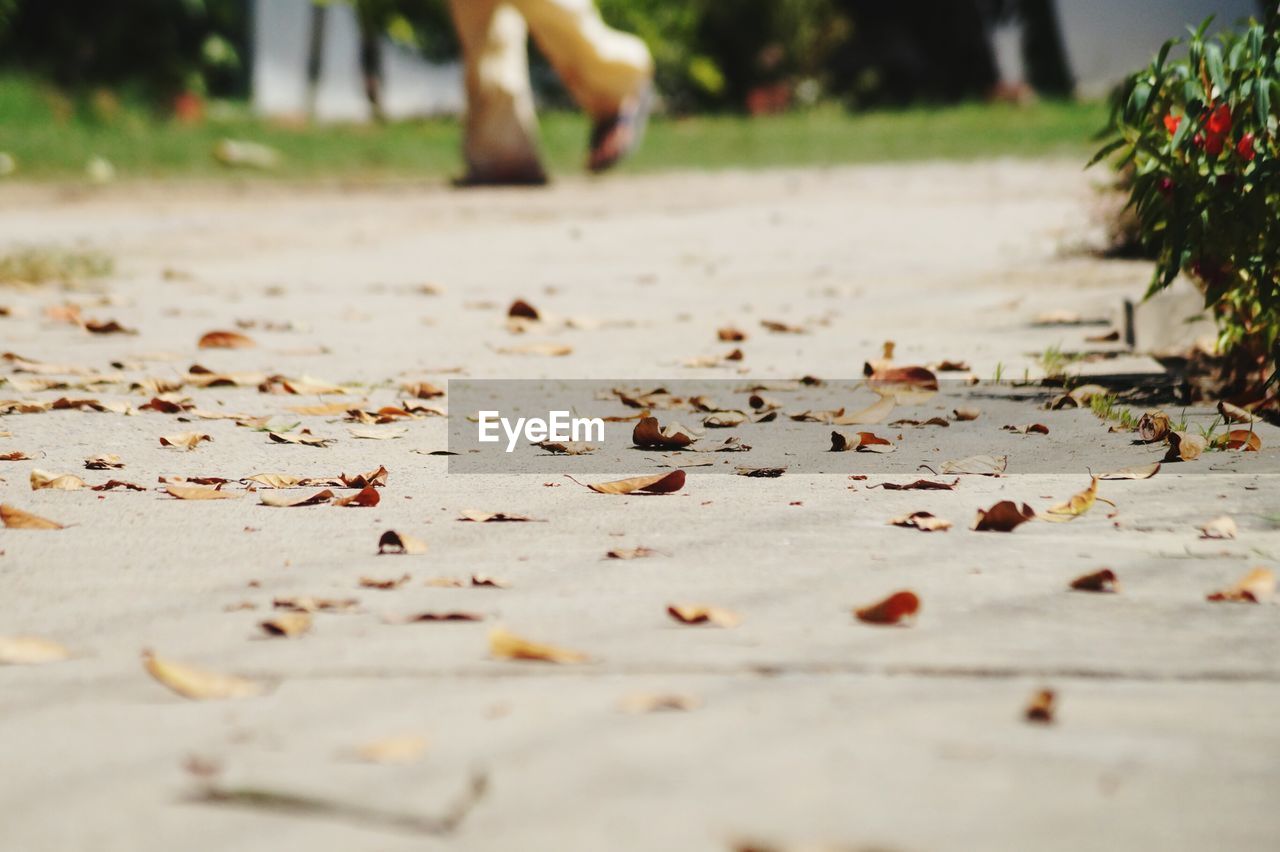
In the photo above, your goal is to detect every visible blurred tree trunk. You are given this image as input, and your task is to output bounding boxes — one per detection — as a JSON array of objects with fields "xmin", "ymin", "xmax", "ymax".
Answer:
[{"xmin": 1019, "ymin": 0, "xmax": 1072, "ymax": 97}]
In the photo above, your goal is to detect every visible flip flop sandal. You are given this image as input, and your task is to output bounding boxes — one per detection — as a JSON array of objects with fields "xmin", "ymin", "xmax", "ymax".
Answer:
[{"xmin": 588, "ymin": 83, "xmax": 653, "ymax": 174}]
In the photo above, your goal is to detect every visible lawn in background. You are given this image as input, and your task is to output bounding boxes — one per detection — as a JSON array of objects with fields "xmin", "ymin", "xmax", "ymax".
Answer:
[{"xmin": 0, "ymin": 75, "xmax": 1109, "ymax": 183}]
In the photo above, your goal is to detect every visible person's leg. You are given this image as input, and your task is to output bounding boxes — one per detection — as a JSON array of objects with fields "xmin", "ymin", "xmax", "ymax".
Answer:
[
  {"xmin": 510, "ymin": 0, "xmax": 653, "ymax": 171},
  {"xmin": 447, "ymin": 0, "xmax": 547, "ymax": 184}
]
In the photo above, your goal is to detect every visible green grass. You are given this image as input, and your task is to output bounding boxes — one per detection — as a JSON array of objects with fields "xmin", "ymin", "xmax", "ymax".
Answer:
[{"xmin": 0, "ymin": 75, "xmax": 1109, "ymax": 183}]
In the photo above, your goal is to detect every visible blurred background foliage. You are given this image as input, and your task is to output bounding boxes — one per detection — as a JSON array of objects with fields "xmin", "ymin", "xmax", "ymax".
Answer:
[{"xmin": 0, "ymin": 0, "xmax": 1076, "ymax": 114}]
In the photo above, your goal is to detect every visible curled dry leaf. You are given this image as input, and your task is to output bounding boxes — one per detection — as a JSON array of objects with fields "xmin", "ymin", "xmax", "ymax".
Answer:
[
  {"xmin": 854, "ymin": 590, "xmax": 920, "ymax": 625},
  {"xmin": 1207, "ymin": 567, "xmax": 1276, "ymax": 603},
  {"xmin": 760, "ymin": 319, "xmax": 805, "ymax": 334},
  {"xmin": 245, "ymin": 473, "xmax": 303, "ymax": 489},
  {"xmin": 334, "ymin": 485, "xmax": 380, "ymax": 507},
  {"xmin": 1098, "ymin": 463, "xmax": 1160, "ymax": 480},
  {"xmin": 830, "ymin": 430, "xmax": 892, "ymax": 453},
  {"xmin": 1138, "ymin": 411, "xmax": 1171, "ymax": 443},
  {"xmin": 0, "ymin": 635, "xmax": 71, "ymax": 665},
  {"xmin": 160, "ymin": 432, "xmax": 212, "ymax": 451},
  {"xmin": 940, "ymin": 454, "xmax": 1007, "ymax": 476},
  {"xmin": 1040, "ymin": 477, "xmax": 1099, "ymax": 523},
  {"xmin": 1217, "ymin": 400, "xmax": 1258, "ymax": 424},
  {"xmin": 832, "ymin": 396, "xmax": 896, "ymax": 425},
  {"xmin": 717, "ymin": 326, "xmax": 746, "ymax": 341},
  {"xmin": 384, "ymin": 611, "xmax": 483, "ymax": 624},
  {"xmin": 1070, "ymin": 568, "xmax": 1120, "ymax": 593},
  {"xmin": 607, "ymin": 546, "xmax": 656, "ymax": 560},
  {"xmin": 274, "ymin": 596, "xmax": 360, "ymax": 613},
  {"xmin": 1025, "ymin": 689, "xmax": 1056, "ymax": 724},
  {"xmin": 268, "ymin": 431, "xmax": 333, "ymax": 448},
  {"xmin": 1002, "ymin": 423, "xmax": 1049, "ymax": 435},
  {"xmin": 341, "ymin": 465, "xmax": 389, "ymax": 488},
  {"xmin": 703, "ymin": 410, "xmax": 746, "ymax": 428},
  {"xmin": 1216, "ymin": 429, "xmax": 1262, "ymax": 452},
  {"xmin": 952, "ymin": 407, "xmax": 981, "ymax": 421},
  {"xmin": 401, "ymin": 381, "xmax": 445, "ymax": 399},
  {"xmin": 1199, "ymin": 515, "xmax": 1238, "ymax": 540},
  {"xmin": 458, "ymin": 510, "xmax": 534, "ymax": 523},
  {"xmin": 864, "ymin": 364, "xmax": 939, "ymax": 391},
  {"xmin": 0, "ymin": 451, "xmax": 31, "ymax": 461},
  {"xmin": 0, "ymin": 504, "xmax": 64, "ymax": 529},
  {"xmin": 378, "ymin": 530, "xmax": 428, "ymax": 555},
  {"xmin": 84, "ymin": 319, "xmax": 136, "ymax": 335},
  {"xmin": 892, "ymin": 416, "xmax": 949, "ymax": 428},
  {"xmin": 259, "ymin": 612, "xmax": 313, "ymax": 638},
  {"xmin": 470, "ymin": 574, "xmax": 508, "ymax": 588},
  {"xmin": 569, "ymin": 470, "xmax": 686, "ymax": 495},
  {"xmin": 869, "ymin": 478, "xmax": 958, "ymax": 491},
  {"xmin": 354, "ymin": 735, "xmax": 429, "ymax": 765},
  {"xmin": 888, "ymin": 511, "xmax": 952, "ymax": 532},
  {"xmin": 507, "ymin": 298, "xmax": 539, "ymax": 320},
  {"xmin": 632, "ymin": 416, "xmax": 697, "ymax": 449},
  {"xmin": 260, "ymin": 488, "xmax": 334, "ymax": 507},
  {"xmin": 142, "ymin": 650, "xmax": 261, "ymax": 700},
  {"xmin": 973, "ymin": 501, "xmax": 1036, "ymax": 532},
  {"xmin": 198, "ymin": 330, "xmax": 256, "ymax": 349},
  {"xmin": 735, "ymin": 465, "xmax": 785, "ymax": 477},
  {"xmin": 30, "ymin": 469, "xmax": 87, "ymax": 491},
  {"xmin": 360, "ymin": 574, "xmax": 411, "ymax": 590},
  {"xmin": 165, "ymin": 486, "xmax": 240, "ymax": 501},
  {"xmin": 619, "ymin": 693, "xmax": 700, "ymax": 714},
  {"xmin": 489, "ymin": 626, "xmax": 589, "ymax": 663},
  {"xmin": 91, "ymin": 480, "xmax": 146, "ymax": 492},
  {"xmin": 666, "ymin": 604, "xmax": 741, "ymax": 627},
  {"xmin": 1165, "ymin": 431, "xmax": 1206, "ymax": 462}
]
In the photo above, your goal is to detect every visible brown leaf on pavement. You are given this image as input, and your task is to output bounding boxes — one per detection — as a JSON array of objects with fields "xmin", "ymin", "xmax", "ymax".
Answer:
[
  {"xmin": 1198, "ymin": 515, "xmax": 1238, "ymax": 540},
  {"xmin": 869, "ymin": 478, "xmax": 959, "ymax": 491},
  {"xmin": 760, "ymin": 319, "xmax": 806, "ymax": 334},
  {"xmin": 507, "ymin": 298, "xmax": 539, "ymax": 320},
  {"xmin": 891, "ymin": 416, "xmax": 949, "ymax": 427},
  {"xmin": 84, "ymin": 453, "xmax": 124, "ymax": 470},
  {"xmin": 1207, "ymin": 567, "xmax": 1276, "ymax": 603},
  {"xmin": 359, "ymin": 574, "xmax": 411, "ymax": 590},
  {"xmin": 273, "ymin": 596, "xmax": 360, "ymax": 613},
  {"xmin": 198, "ymin": 329, "xmax": 256, "ymax": 349},
  {"xmin": 1216, "ymin": 429, "xmax": 1262, "ymax": 452},
  {"xmin": 0, "ymin": 451, "xmax": 31, "ymax": 461},
  {"xmin": 1138, "ymin": 411, "xmax": 1172, "ymax": 443},
  {"xmin": 1002, "ymin": 423, "xmax": 1049, "ymax": 435},
  {"xmin": 401, "ymin": 381, "xmax": 445, "ymax": 399},
  {"xmin": 245, "ymin": 473, "xmax": 304, "ymax": 489},
  {"xmin": 864, "ymin": 364, "xmax": 939, "ymax": 390},
  {"xmin": 259, "ymin": 488, "xmax": 334, "ymax": 507},
  {"xmin": 470, "ymin": 574, "xmax": 508, "ymax": 588},
  {"xmin": 0, "ymin": 635, "xmax": 71, "ymax": 664},
  {"xmin": 0, "ymin": 504, "xmax": 64, "ymax": 529},
  {"xmin": 1070, "ymin": 568, "xmax": 1120, "ymax": 593},
  {"xmin": 1164, "ymin": 431, "xmax": 1206, "ymax": 462},
  {"xmin": 30, "ymin": 469, "xmax": 87, "ymax": 491},
  {"xmin": 1217, "ymin": 401, "xmax": 1258, "ymax": 424},
  {"xmin": 489, "ymin": 627, "xmax": 589, "ymax": 663},
  {"xmin": 378, "ymin": 530, "xmax": 428, "ymax": 555},
  {"xmin": 1040, "ymin": 477, "xmax": 1099, "ymax": 522},
  {"xmin": 1025, "ymin": 689, "xmax": 1056, "ymax": 723},
  {"xmin": 259, "ymin": 612, "xmax": 313, "ymax": 638},
  {"xmin": 888, "ymin": 511, "xmax": 952, "ymax": 532},
  {"xmin": 383, "ymin": 611, "xmax": 483, "ymax": 624},
  {"xmin": 607, "ymin": 546, "xmax": 656, "ymax": 560},
  {"xmin": 569, "ymin": 470, "xmax": 686, "ymax": 494},
  {"xmin": 952, "ymin": 406, "xmax": 981, "ymax": 421},
  {"xmin": 268, "ymin": 431, "xmax": 333, "ymax": 448},
  {"xmin": 165, "ymin": 486, "xmax": 240, "ymax": 501},
  {"xmin": 632, "ymin": 416, "xmax": 697, "ymax": 449},
  {"xmin": 333, "ymin": 485, "xmax": 380, "ymax": 507},
  {"xmin": 717, "ymin": 327, "xmax": 746, "ymax": 341},
  {"xmin": 666, "ymin": 604, "xmax": 742, "ymax": 627},
  {"xmin": 831, "ymin": 395, "xmax": 896, "ymax": 425},
  {"xmin": 972, "ymin": 501, "xmax": 1036, "ymax": 532},
  {"xmin": 1098, "ymin": 463, "xmax": 1160, "ymax": 480},
  {"xmin": 830, "ymin": 430, "xmax": 893, "ymax": 452},
  {"xmin": 735, "ymin": 465, "xmax": 786, "ymax": 478},
  {"xmin": 941, "ymin": 454, "xmax": 1007, "ymax": 476},
  {"xmin": 340, "ymin": 465, "xmax": 389, "ymax": 488},
  {"xmin": 142, "ymin": 649, "xmax": 261, "ymax": 700},
  {"xmin": 458, "ymin": 509, "xmax": 535, "ymax": 522},
  {"xmin": 854, "ymin": 590, "xmax": 920, "ymax": 625},
  {"xmin": 160, "ymin": 432, "xmax": 212, "ymax": 451},
  {"xmin": 91, "ymin": 480, "xmax": 146, "ymax": 492},
  {"xmin": 85, "ymin": 319, "xmax": 136, "ymax": 335}
]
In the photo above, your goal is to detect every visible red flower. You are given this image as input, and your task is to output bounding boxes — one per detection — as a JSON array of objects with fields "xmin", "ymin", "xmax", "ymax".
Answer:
[
  {"xmin": 1192, "ymin": 132, "xmax": 1206, "ymax": 149},
  {"xmin": 1206, "ymin": 133, "xmax": 1225, "ymax": 157},
  {"xmin": 1164, "ymin": 114, "xmax": 1182, "ymax": 135},
  {"xmin": 1206, "ymin": 104, "xmax": 1232, "ymax": 136},
  {"xmin": 1236, "ymin": 133, "xmax": 1256, "ymax": 161},
  {"xmin": 1158, "ymin": 176, "xmax": 1175, "ymax": 198}
]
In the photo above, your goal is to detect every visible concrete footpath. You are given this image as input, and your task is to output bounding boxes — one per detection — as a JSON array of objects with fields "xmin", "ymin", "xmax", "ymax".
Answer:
[{"xmin": 1, "ymin": 162, "xmax": 1277, "ymax": 852}]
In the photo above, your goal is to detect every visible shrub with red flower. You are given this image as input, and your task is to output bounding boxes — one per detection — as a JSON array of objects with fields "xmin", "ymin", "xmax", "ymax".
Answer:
[{"xmin": 1093, "ymin": 13, "xmax": 1280, "ymax": 398}]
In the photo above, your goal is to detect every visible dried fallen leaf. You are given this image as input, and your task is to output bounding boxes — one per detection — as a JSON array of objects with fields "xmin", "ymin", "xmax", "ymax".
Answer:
[
  {"xmin": 378, "ymin": 530, "xmax": 428, "ymax": 555},
  {"xmin": 952, "ymin": 406, "xmax": 981, "ymax": 421},
  {"xmin": 160, "ymin": 432, "xmax": 212, "ymax": 451},
  {"xmin": 632, "ymin": 416, "xmax": 697, "ymax": 449},
  {"xmin": 702, "ymin": 410, "xmax": 746, "ymax": 428},
  {"xmin": 888, "ymin": 511, "xmax": 952, "ymax": 532},
  {"xmin": 340, "ymin": 465, "xmax": 389, "ymax": 489},
  {"xmin": 273, "ymin": 596, "xmax": 360, "ymax": 613},
  {"xmin": 198, "ymin": 329, "xmax": 256, "ymax": 349},
  {"xmin": 618, "ymin": 693, "xmax": 700, "ymax": 714},
  {"xmin": 348, "ymin": 427, "xmax": 408, "ymax": 440},
  {"xmin": 354, "ymin": 735, "xmax": 429, "ymax": 765},
  {"xmin": 0, "ymin": 451, "xmax": 31, "ymax": 461},
  {"xmin": 1040, "ymin": 477, "xmax": 1099, "ymax": 523},
  {"xmin": 0, "ymin": 635, "xmax": 71, "ymax": 664},
  {"xmin": 470, "ymin": 574, "xmax": 508, "ymax": 588},
  {"xmin": 606, "ymin": 546, "xmax": 656, "ymax": 560},
  {"xmin": 401, "ymin": 381, "xmax": 445, "ymax": 399},
  {"xmin": 91, "ymin": 479, "xmax": 146, "ymax": 492},
  {"xmin": 458, "ymin": 509, "xmax": 534, "ymax": 523},
  {"xmin": 1199, "ymin": 515, "xmax": 1238, "ymax": 540},
  {"xmin": 666, "ymin": 604, "xmax": 741, "ymax": 627},
  {"xmin": 760, "ymin": 319, "xmax": 805, "ymax": 334},
  {"xmin": 1070, "ymin": 568, "xmax": 1120, "ymax": 593},
  {"xmin": 1138, "ymin": 411, "xmax": 1171, "ymax": 443},
  {"xmin": 1216, "ymin": 429, "xmax": 1262, "ymax": 452},
  {"xmin": 891, "ymin": 416, "xmax": 949, "ymax": 428},
  {"xmin": 245, "ymin": 473, "xmax": 304, "ymax": 489},
  {"xmin": 259, "ymin": 488, "xmax": 334, "ymax": 507},
  {"xmin": 383, "ymin": 611, "xmax": 483, "ymax": 624},
  {"xmin": 1164, "ymin": 431, "xmax": 1206, "ymax": 462},
  {"xmin": 569, "ymin": 470, "xmax": 686, "ymax": 495},
  {"xmin": 868, "ymin": 478, "xmax": 958, "ymax": 491},
  {"xmin": 360, "ymin": 574, "xmax": 411, "ymax": 590},
  {"xmin": 489, "ymin": 626, "xmax": 588, "ymax": 663},
  {"xmin": 29, "ymin": 469, "xmax": 86, "ymax": 491},
  {"xmin": 1098, "ymin": 463, "xmax": 1160, "ymax": 480},
  {"xmin": 864, "ymin": 364, "xmax": 939, "ymax": 391},
  {"xmin": 142, "ymin": 649, "xmax": 261, "ymax": 700},
  {"xmin": 940, "ymin": 454, "xmax": 1007, "ymax": 476},
  {"xmin": 507, "ymin": 298, "xmax": 539, "ymax": 320},
  {"xmin": 268, "ymin": 432, "xmax": 333, "ymax": 448},
  {"xmin": 830, "ymin": 430, "xmax": 893, "ymax": 452},
  {"xmin": 972, "ymin": 501, "xmax": 1036, "ymax": 532},
  {"xmin": 0, "ymin": 504, "xmax": 64, "ymax": 529},
  {"xmin": 1025, "ymin": 689, "xmax": 1056, "ymax": 723},
  {"xmin": 333, "ymin": 485, "xmax": 381, "ymax": 507},
  {"xmin": 717, "ymin": 327, "xmax": 746, "ymax": 342},
  {"xmin": 259, "ymin": 612, "xmax": 313, "ymax": 638},
  {"xmin": 164, "ymin": 485, "xmax": 240, "ymax": 501},
  {"xmin": 1217, "ymin": 400, "xmax": 1258, "ymax": 424},
  {"xmin": 1207, "ymin": 567, "xmax": 1275, "ymax": 603},
  {"xmin": 85, "ymin": 319, "xmax": 136, "ymax": 335},
  {"xmin": 1002, "ymin": 423, "xmax": 1049, "ymax": 435},
  {"xmin": 831, "ymin": 396, "xmax": 896, "ymax": 425},
  {"xmin": 735, "ymin": 465, "xmax": 786, "ymax": 477},
  {"xmin": 854, "ymin": 590, "xmax": 920, "ymax": 625}
]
